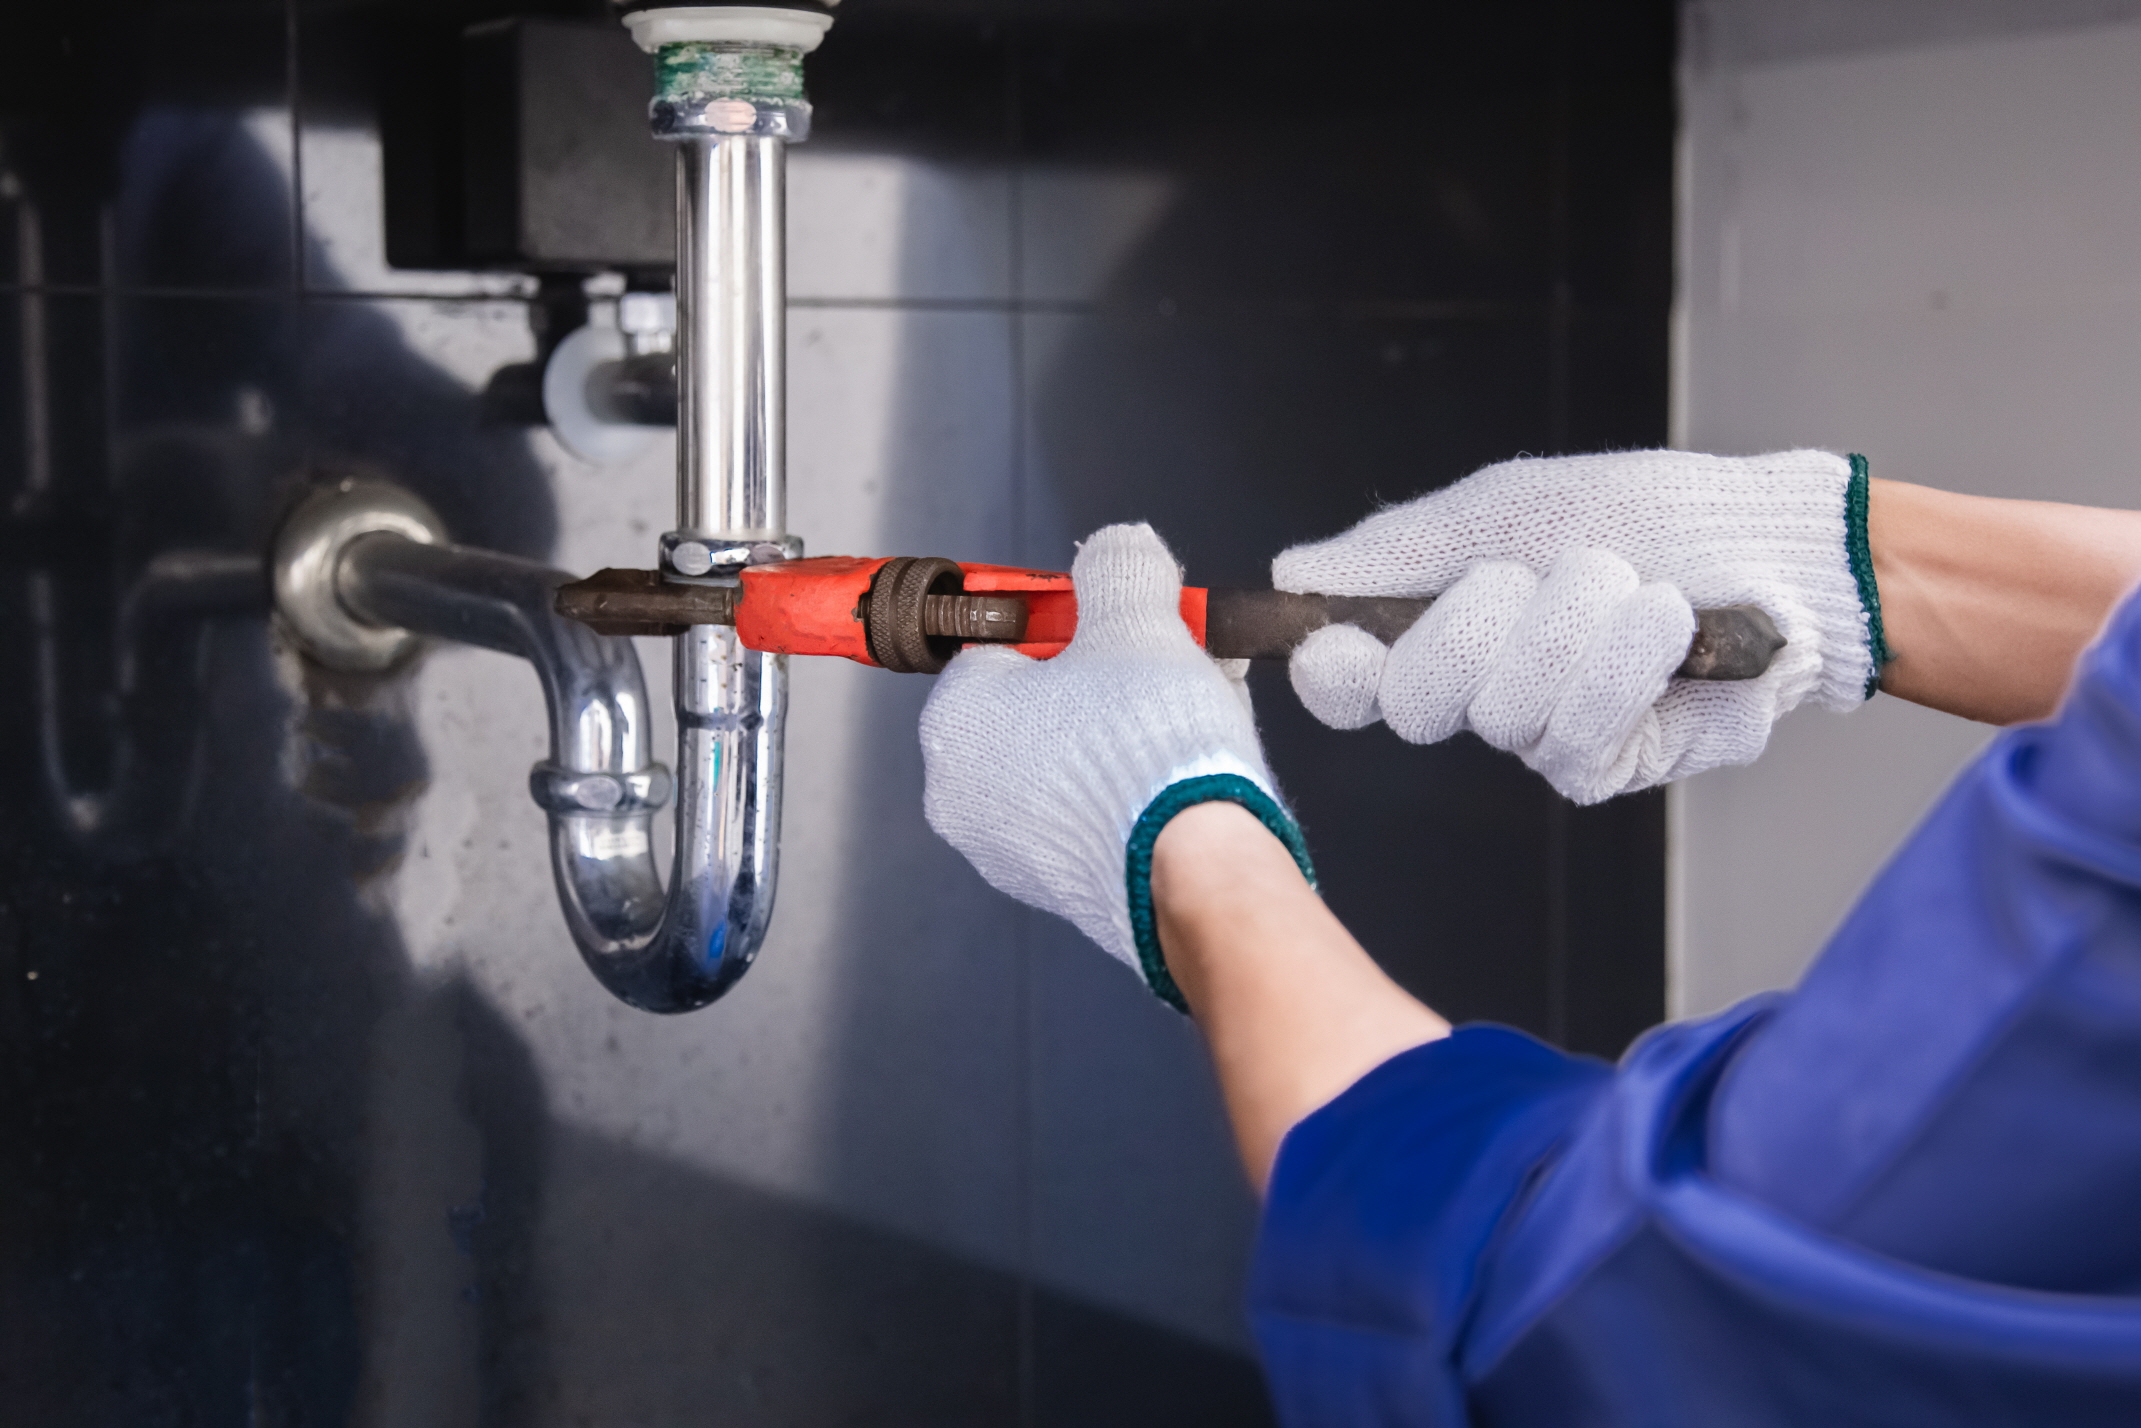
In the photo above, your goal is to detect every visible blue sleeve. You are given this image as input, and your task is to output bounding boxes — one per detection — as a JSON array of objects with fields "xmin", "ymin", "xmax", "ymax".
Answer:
[
  {"xmin": 1249, "ymin": 589, "xmax": 2141, "ymax": 1428},
  {"xmin": 1248, "ymin": 1027, "xmax": 1610, "ymax": 1428},
  {"xmin": 1708, "ymin": 581, "xmax": 2141, "ymax": 1292}
]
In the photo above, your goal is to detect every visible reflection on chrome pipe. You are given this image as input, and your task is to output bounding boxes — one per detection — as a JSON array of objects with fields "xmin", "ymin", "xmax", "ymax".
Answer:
[
  {"xmin": 676, "ymin": 134, "xmax": 786, "ymax": 540},
  {"xmin": 656, "ymin": 624, "xmax": 783, "ymax": 999}
]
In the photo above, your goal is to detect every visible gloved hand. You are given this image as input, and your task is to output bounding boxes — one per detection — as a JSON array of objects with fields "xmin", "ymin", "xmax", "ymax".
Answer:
[
  {"xmin": 920, "ymin": 523, "xmax": 1313, "ymax": 1009},
  {"xmin": 1275, "ymin": 449, "xmax": 1885, "ymax": 804}
]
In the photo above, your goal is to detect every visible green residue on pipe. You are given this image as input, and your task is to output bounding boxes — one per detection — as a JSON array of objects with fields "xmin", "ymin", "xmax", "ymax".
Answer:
[{"xmin": 655, "ymin": 43, "xmax": 806, "ymax": 107}]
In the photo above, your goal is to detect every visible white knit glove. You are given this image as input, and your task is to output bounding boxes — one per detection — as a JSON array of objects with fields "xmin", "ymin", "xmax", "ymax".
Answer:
[
  {"xmin": 920, "ymin": 523, "xmax": 1312, "ymax": 1008},
  {"xmin": 1275, "ymin": 450, "xmax": 1885, "ymax": 805}
]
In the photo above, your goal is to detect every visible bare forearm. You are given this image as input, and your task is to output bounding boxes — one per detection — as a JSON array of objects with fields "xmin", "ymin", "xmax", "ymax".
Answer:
[
  {"xmin": 1153, "ymin": 801, "xmax": 1448, "ymax": 1190},
  {"xmin": 1871, "ymin": 479, "xmax": 2141, "ymax": 723}
]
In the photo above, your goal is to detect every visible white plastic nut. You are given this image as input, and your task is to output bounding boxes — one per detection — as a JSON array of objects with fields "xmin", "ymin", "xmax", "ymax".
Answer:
[
  {"xmin": 543, "ymin": 324, "xmax": 664, "ymax": 467},
  {"xmin": 623, "ymin": 6, "xmax": 836, "ymax": 54},
  {"xmin": 619, "ymin": 291, "xmax": 675, "ymax": 336}
]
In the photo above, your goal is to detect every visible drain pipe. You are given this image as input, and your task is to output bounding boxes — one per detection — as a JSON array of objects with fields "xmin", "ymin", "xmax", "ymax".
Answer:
[
  {"xmin": 268, "ymin": 6, "xmax": 828, "ymax": 1011},
  {"xmin": 602, "ymin": 0, "xmax": 835, "ymax": 1003},
  {"xmin": 274, "ymin": 476, "xmax": 725, "ymax": 1012}
]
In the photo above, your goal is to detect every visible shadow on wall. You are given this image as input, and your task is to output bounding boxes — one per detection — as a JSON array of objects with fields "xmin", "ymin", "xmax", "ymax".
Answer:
[
  {"xmin": 790, "ymin": 175, "xmax": 1276, "ymax": 1397},
  {"xmin": 0, "ymin": 89, "xmax": 550, "ymax": 1421}
]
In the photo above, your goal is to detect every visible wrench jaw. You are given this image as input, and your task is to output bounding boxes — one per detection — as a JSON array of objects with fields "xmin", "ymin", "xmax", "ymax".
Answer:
[
  {"xmin": 551, "ymin": 567, "xmax": 736, "ymax": 638},
  {"xmin": 732, "ymin": 556, "xmax": 889, "ymax": 664}
]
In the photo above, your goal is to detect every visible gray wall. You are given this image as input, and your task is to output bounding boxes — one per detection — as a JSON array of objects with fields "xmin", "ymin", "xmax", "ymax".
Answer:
[{"xmin": 1674, "ymin": 0, "xmax": 2141, "ymax": 1014}]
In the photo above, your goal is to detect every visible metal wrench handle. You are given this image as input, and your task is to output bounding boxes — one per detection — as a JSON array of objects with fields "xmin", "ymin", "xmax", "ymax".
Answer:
[{"xmin": 1201, "ymin": 590, "xmax": 1784, "ymax": 681}]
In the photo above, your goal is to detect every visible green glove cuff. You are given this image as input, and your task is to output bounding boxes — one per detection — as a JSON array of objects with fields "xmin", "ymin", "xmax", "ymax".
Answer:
[
  {"xmin": 1124, "ymin": 773, "xmax": 1317, "ymax": 1014},
  {"xmin": 1844, "ymin": 452, "xmax": 1895, "ymax": 699}
]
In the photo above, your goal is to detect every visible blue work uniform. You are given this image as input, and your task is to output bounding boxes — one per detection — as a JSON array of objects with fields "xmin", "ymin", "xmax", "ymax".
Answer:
[{"xmin": 1251, "ymin": 585, "xmax": 2141, "ymax": 1426}]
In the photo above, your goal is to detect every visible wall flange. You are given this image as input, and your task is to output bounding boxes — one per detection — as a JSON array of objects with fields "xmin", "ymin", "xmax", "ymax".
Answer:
[{"xmin": 272, "ymin": 478, "xmax": 448, "ymax": 672}]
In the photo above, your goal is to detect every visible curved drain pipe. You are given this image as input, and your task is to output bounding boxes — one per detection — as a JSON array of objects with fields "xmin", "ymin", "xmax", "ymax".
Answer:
[
  {"xmin": 269, "ymin": 4, "xmax": 831, "ymax": 1011},
  {"xmin": 273, "ymin": 477, "xmax": 776, "ymax": 1013}
]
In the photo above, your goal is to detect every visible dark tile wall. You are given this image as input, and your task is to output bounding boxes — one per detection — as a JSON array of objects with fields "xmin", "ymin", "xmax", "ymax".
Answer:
[
  {"xmin": 0, "ymin": 0, "xmax": 1674, "ymax": 1422},
  {"xmin": 1001, "ymin": 1, "xmax": 1675, "ymax": 1042}
]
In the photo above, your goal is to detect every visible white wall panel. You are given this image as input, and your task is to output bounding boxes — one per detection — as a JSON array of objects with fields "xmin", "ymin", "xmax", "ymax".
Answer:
[{"xmin": 1674, "ymin": 2, "xmax": 2141, "ymax": 1014}]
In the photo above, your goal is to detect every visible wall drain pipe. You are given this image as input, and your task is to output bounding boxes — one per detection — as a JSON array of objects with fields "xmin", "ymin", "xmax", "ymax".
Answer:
[{"xmin": 271, "ymin": 7, "xmax": 826, "ymax": 1009}]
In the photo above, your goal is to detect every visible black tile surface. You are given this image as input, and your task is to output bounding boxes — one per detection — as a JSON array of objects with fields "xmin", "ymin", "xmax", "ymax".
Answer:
[
  {"xmin": 1263, "ymin": 696, "xmax": 1564, "ymax": 1033},
  {"xmin": 1563, "ymin": 0, "xmax": 1679, "ymax": 314},
  {"xmin": 1014, "ymin": 10, "xmax": 1563, "ymax": 309},
  {"xmin": 1013, "ymin": 0, "xmax": 1674, "ymax": 1058},
  {"xmin": 1022, "ymin": 311, "xmax": 1554, "ymax": 584},
  {"xmin": 808, "ymin": 6, "xmax": 1020, "ymax": 160},
  {"xmin": 1032, "ymin": 1290, "xmax": 1278, "ymax": 1428},
  {"xmin": 1562, "ymin": 786, "xmax": 1670, "ymax": 1059},
  {"xmin": 0, "ymin": 4, "xmax": 293, "ymax": 293},
  {"xmin": 0, "ymin": 291, "xmax": 119, "ymax": 523}
]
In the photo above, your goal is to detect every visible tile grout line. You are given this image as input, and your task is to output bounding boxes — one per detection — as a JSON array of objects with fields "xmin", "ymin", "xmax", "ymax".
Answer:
[
  {"xmin": 285, "ymin": 0, "xmax": 305, "ymax": 303},
  {"xmin": 1544, "ymin": 0, "xmax": 1576, "ymax": 1048},
  {"xmin": 1005, "ymin": 11, "xmax": 1038, "ymax": 1418},
  {"xmin": 1546, "ymin": 0, "xmax": 1574, "ymax": 454},
  {"xmin": 0, "ymin": 287, "xmax": 1583, "ymax": 322}
]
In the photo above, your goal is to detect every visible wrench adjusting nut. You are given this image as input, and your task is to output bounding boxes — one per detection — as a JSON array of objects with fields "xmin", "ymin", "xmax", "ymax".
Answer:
[{"xmin": 866, "ymin": 556, "xmax": 966, "ymax": 674}]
